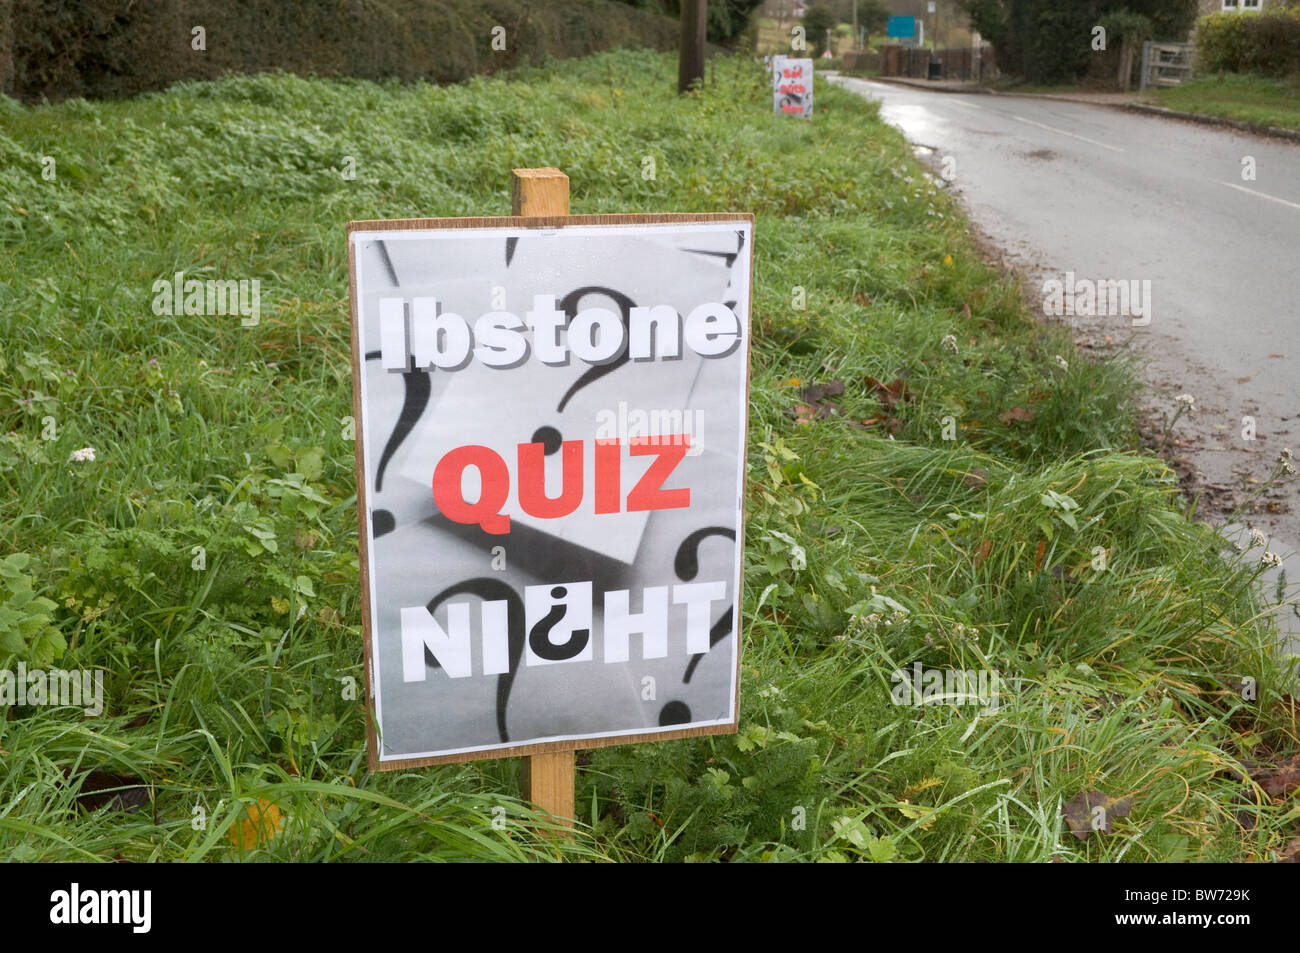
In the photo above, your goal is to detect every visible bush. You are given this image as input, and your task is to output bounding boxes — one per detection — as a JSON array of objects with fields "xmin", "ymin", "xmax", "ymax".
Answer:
[{"xmin": 1195, "ymin": 8, "xmax": 1300, "ymax": 77}]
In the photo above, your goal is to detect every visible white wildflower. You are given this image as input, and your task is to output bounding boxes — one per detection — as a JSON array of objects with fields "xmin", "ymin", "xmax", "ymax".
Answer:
[
  {"xmin": 941, "ymin": 334, "xmax": 959, "ymax": 354},
  {"xmin": 1175, "ymin": 393, "xmax": 1196, "ymax": 412},
  {"xmin": 1054, "ymin": 355, "xmax": 1068, "ymax": 371},
  {"xmin": 68, "ymin": 447, "xmax": 96, "ymax": 463},
  {"xmin": 1261, "ymin": 551, "xmax": 1283, "ymax": 569},
  {"xmin": 1249, "ymin": 528, "xmax": 1267, "ymax": 547}
]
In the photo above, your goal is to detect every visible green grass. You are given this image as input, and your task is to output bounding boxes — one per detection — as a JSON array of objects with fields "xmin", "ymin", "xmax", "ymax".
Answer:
[
  {"xmin": 1150, "ymin": 72, "xmax": 1300, "ymax": 131},
  {"xmin": 1, "ymin": 50, "xmax": 1296, "ymax": 862}
]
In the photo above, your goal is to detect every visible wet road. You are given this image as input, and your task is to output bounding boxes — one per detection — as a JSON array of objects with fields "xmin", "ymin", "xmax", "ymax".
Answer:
[{"xmin": 831, "ymin": 76, "xmax": 1300, "ymax": 646}]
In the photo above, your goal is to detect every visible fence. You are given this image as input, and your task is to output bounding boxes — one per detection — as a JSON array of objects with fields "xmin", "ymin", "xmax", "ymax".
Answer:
[
  {"xmin": 1139, "ymin": 41, "xmax": 1194, "ymax": 90},
  {"xmin": 878, "ymin": 44, "xmax": 997, "ymax": 82}
]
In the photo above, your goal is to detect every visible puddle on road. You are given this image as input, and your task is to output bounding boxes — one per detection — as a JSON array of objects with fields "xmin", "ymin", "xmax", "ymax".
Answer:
[{"xmin": 908, "ymin": 145, "xmax": 950, "ymax": 188}]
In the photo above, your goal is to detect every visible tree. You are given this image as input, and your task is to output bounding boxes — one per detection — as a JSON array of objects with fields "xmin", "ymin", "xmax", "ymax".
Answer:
[
  {"xmin": 642, "ymin": 0, "xmax": 767, "ymax": 43},
  {"xmin": 958, "ymin": 0, "xmax": 1197, "ymax": 84},
  {"xmin": 803, "ymin": 4, "xmax": 839, "ymax": 56},
  {"xmin": 846, "ymin": 0, "xmax": 890, "ymax": 36}
]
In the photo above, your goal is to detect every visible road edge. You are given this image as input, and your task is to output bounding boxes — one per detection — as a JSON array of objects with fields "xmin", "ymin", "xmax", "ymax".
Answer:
[{"xmin": 845, "ymin": 74, "xmax": 1300, "ymax": 143}]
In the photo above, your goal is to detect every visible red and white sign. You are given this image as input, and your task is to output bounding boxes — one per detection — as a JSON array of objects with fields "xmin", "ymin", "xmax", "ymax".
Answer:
[
  {"xmin": 347, "ymin": 215, "xmax": 752, "ymax": 766},
  {"xmin": 773, "ymin": 57, "xmax": 813, "ymax": 118}
]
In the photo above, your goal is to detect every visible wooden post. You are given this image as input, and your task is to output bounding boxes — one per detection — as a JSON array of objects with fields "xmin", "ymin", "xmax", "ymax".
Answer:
[
  {"xmin": 510, "ymin": 166, "xmax": 576, "ymax": 829},
  {"xmin": 678, "ymin": 0, "xmax": 706, "ymax": 94},
  {"xmin": 511, "ymin": 167, "xmax": 569, "ymax": 219}
]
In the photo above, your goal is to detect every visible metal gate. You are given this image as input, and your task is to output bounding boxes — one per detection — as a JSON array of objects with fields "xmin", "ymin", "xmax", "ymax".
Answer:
[{"xmin": 1139, "ymin": 42, "xmax": 1194, "ymax": 90}]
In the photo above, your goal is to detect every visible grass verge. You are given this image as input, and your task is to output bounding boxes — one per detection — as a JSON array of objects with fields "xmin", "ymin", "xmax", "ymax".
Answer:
[
  {"xmin": 1, "ymin": 50, "xmax": 1296, "ymax": 861},
  {"xmin": 1149, "ymin": 72, "xmax": 1300, "ymax": 132}
]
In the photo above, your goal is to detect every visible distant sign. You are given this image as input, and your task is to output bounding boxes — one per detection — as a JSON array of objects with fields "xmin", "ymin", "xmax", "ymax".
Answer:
[
  {"xmin": 773, "ymin": 57, "xmax": 812, "ymax": 119},
  {"xmin": 888, "ymin": 16, "xmax": 916, "ymax": 38}
]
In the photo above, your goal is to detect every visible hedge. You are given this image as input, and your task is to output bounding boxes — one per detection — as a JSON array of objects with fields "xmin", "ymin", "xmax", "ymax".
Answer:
[
  {"xmin": 1, "ymin": 0, "xmax": 683, "ymax": 102},
  {"xmin": 1194, "ymin": 7, "xmax": 1300, "ymax": 78}
]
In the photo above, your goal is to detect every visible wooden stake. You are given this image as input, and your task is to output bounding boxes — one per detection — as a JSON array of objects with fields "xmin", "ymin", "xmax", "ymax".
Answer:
[
  {"xmin": 510, "ymin": 166, "xmax": 575, "ymax": 829},
  {"xmin": 511, "ymin": 167, "xmax": 569, "ymax": 218},
  {"xmin": 678, "ymin": 0, "xmax": 707, "ymax": 94}
]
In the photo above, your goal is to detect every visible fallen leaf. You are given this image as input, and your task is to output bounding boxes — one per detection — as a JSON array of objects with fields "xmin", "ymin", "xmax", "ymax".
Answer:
[
  {"xmin": 789, "ymin": 380, "xmax": 849, "ymax": 424},
  {"xmin": 1062, "ymin": 790, "xmax": 1133, "ymax": 840},
  {"xmin": 962, "ymin": 467, "xmax": 989, "ymax": 487},
  {"xmin": 1248, "ymin": 754, "xmax": 1300, "ymax": 800},
  {"xmin": 864, "ymin": 376, "xmax": 913, "ymax": 411},
  {"xmin": 896, "ymin": 800, "xmax": 937, "ymax": 828},
  {"xmin": 801, "ymin": 379, "xmax": 845, "ymax": 403},
  {"xmin": 998, "ymin": 406, "xmax": 1035, "ymax": 424},
  {"xmin": 1279, "ymin": 837, "xmax": 1300, "ymax": 863},
  {"xmin": 1050, "ymin": 565, "xmax": 1081, "ymax": 585},
  {"xmin": 70, "ymin": 769, "xmax": 151, "ymax": 814},
  {"xmin": 1033, "ymin": 539, "xmax": 1046, "ymax": 571},
  {"xmin": 229, "ymin": 799, "xmax": 284, "ymax": 849},
  {"xmin": 973, "ymin": 539, "xmax": 993, "ymax": 567}
]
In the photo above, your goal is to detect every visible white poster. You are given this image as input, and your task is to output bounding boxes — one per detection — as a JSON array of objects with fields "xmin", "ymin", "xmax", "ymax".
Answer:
[
  {"xmin": 347, "ymin": 216, "xmax": 752, "ymax": 766},
  {"xmin": 774, "ymin": 57, "xmax": 813, "ymax": 118}
]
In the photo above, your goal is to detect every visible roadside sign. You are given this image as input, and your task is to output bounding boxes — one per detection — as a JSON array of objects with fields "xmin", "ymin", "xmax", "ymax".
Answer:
[
  {"xmin": 773, "ymin": 57, "xmax": 813, "ymax": 118},
  {"xmin": 888, "ymin": 16, "xmax": 916, "ymax": 38},
  {"xmin": 347, "ymin": 212, "xmax": 752, "ymax": 769}
]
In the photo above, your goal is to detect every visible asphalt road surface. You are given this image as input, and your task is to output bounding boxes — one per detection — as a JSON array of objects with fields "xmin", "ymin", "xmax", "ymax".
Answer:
[{"xmin": 831, "ymin": 76, "xmax": 1299, "ymax": 646}]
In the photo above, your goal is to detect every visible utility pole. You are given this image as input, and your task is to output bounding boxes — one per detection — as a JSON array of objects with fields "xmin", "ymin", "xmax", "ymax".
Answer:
[
  {"xmin": 678, "ymin": 0, "xmax": 707, "ymax": 93},
  {"xmin": 851, "ymin": 0, "xmax": 858, "ymax": 50}
]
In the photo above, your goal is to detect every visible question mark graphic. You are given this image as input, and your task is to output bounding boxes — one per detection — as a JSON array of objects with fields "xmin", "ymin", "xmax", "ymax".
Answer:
[
  {"xmin": 528, "ymin": 585, "xmax": 590, "ymax": 661},
  {"xmin": 529, "ymin": 286, "xmax": 637, "ymax": 455},
  {"xmin": 363, "ymin": 240, "xmax": 434, "ymax": 539},
  {"xmin": 425, "ymin": 578, "xmax": 525, "ymax": 743},
  {"xmin": 680, "ymin": 229, "xmax": 745, "ymax": 317},
  {"xmin": 659, "ymin": 526, "xmax": 737, "ymax": 726},
  {"xmin": 530, "ymin": 230, "xmax": 744, "ymax": 457}
]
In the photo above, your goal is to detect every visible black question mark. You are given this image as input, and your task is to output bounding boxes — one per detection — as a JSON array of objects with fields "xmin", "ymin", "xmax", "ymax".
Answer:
[
  {"xmin": 528, "ymin": 585, "xmax": 590, "ymax": 661},
  {"xmin": 364, "ymin": 240, "xmax": 432, "ymax": 539},
  {"xmin": 659, "ymin": 526, "xmax": 737, "ymax": 726},
  {"xmin": 424, "ymin": 579, "xmax": 525, "ymax": 744},
  {"xmin": 529, "ymin": 286, "xmax": 638, "ymax": 455}
]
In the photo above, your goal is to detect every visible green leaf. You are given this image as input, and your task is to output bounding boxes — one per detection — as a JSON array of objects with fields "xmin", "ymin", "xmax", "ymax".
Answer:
[
  {"xmin": 0, "ymin": 627, "xmax": 25, "ymax": 655},
  {"xmin": 29, "ymin": 627, "xmax": 66, "ymax": 666},
  {"xmin": 297, "ymin": 447, "xmax": 325, "ymax": 481},
  {"xmin": 867, "ymin": 834, "xmax": 897, "ymax": 863}
]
